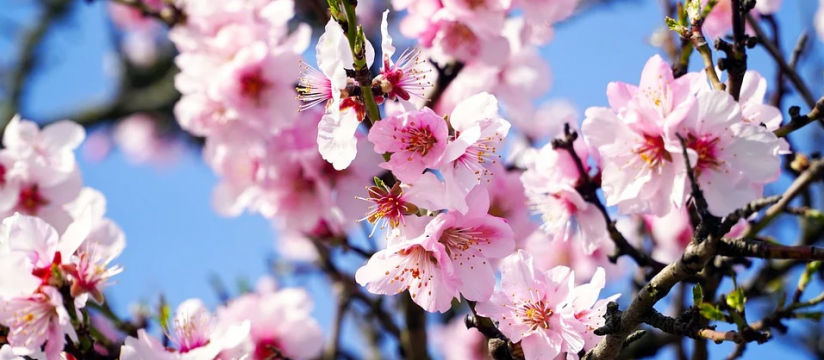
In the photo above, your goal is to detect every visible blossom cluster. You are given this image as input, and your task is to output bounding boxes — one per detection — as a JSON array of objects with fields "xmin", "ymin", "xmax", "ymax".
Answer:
[
  {"xmin": 168, "ymin": 0, "xmax": 384, "ymax": 253},
  {"xmin": 0, "ymin": 117, "xmax": 125, "ymax": 360},
  {"xmin": 120, "ymin": 278, "xmax": 324, "ymax": 360}
]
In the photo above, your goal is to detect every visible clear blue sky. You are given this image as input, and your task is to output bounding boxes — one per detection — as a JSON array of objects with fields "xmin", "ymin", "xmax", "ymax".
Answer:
[{"xmin": 1, "ymin": 0, "xmax": 822, "ymax": 358}]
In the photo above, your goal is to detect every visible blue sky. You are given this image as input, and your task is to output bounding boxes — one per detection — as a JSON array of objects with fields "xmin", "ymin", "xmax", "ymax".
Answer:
[{"xmin": 1, "ymin": 0, "xmax": 823, "ymax": 358}]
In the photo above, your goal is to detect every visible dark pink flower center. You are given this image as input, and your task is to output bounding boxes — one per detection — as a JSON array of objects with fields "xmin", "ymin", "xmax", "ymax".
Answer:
[
  {"xmin": 636, "ymin": 135, "xmax": 672, "ymax": 169},
  {"xmin": 399, "ymin": 123, "xmax": 437, "ymax": 157},
  {"xmin": 517, "ymin": 300, "xmax": 554, "ymax": 330},
  {"xmin": 364, "ymin": 184, "xmax": 412, "ymax": 228},
  {"xmin": 687, "ymin": 134, "xmax": 722, "ymax": 175},
  {"xmin": 240, "ymin": 69, "xmax": 270, "ymax": 104},
  {"xmin": 17, "ymin": 184, "xmax": 49, "ymax": 215},
  {"xmin": 254, "ymin": 338, "xmax": 285, "ymax": 360}
]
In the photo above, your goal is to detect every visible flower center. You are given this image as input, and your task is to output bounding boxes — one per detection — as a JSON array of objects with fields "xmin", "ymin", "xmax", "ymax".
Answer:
[
  {"xmin": 240, "ymin": 69, "xmax": 270, "ymax": 105},
  {"xmin": 466, "ymin": 0, "xmax": 486, "ymax": 9},
  {"xmin": 438, "ymin": 227, "xmax": 492, "ymax": 261},
  {"xmin": 297, "ymin": 62, "xmax": 334, "ymax": 111},
  {"xmin": 391, "ymin": 245, "xmax": 439, "ymax": 299},
  {"xmin": 636, "ymin": 135, "xmax": 672, "ymax": 169},
  {"xmin": 17, "ymin": 184, "xmax": 49, "ymax": 215},
  {"xmin": 169, "ymin": 312, "xmax": 214, "ymax": 353},
  {"xmin": 687, "ymin": 133, "xmax": 723, "ymax": 175},
  {"xmin": 401, "ymin": 123, "xmax": 437, "ymax": 157},
  {"xmin": 358, "ymin": 183, "xmax": 417, "ymax": 231},
  {"xmin": 254, "ymin": 338, "xmax": 285, "ymax": 360},
  {"xmin": 517, "ymin": 300, "xmax": 554, "ymax": 331},
  {"xmin": 454, "ymin": 130, "xmax": 503, "ymax": 181}
]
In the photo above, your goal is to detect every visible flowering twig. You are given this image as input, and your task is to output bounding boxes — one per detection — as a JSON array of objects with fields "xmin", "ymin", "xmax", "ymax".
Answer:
[
  {"xmin": 341, "ymin": 0, "xmax": 381, "ymax": 124},
  {"xmin": 553, "ymin": 124, "xmax": 666, "ymax": 273}
]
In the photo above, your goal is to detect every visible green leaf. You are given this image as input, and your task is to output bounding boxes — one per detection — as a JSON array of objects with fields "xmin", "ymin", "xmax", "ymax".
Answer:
[
  {"xmin": 158, "ymin": 300, "xmax": 171, "ymax": 331},
  {"xmin": 726, "ymin": 288, "xmax": 746, "ymax": 313},
  {"xmin": 693, "ymin": 284, "xmax": 704, "ymax": 305},
  {"xmin": 373, "ymin": 176, "xmax": 385, "ymax": 188},
  {"xmin": 699, "ymin": 303, "xmax": 725, "ymax": 321},
  {"xmin": 804, "ymin": 209, "xmax": 824, "ymax": 226},
  {"xmin": 798, "ymin": 261, "xmax": 821, "ymax": 294},
  {"xmin": 665, "ymin": 16, "xmax": 688, "ymax": 33}
]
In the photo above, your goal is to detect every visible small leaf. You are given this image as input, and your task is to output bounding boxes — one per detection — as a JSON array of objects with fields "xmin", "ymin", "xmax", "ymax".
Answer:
[
  {"xmin": 699, "ymin": 303, "xmax": 725, "ymax": 321},
  {"xmin": 693, "ymin": 284, "xmax": 704, "ymax": 305},
  {"xmin": 726, "ymin": 288, "xmax": 746, "ymax": 313},
  {"xmin": 373, "ymin": 176, "xmax": 385, "ymax": 188},
  {"xmin": 665, "ymin": 17, "xmax": 688, "ymax": 33}
]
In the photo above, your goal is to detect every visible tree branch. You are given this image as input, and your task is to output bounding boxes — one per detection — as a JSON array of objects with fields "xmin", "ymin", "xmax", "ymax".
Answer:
[{"xmin": 718, "ymin": 238, "xmax": 824, "ymax": 261}]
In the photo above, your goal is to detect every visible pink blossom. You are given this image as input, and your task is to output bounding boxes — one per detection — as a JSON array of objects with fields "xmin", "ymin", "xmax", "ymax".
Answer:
[
  {"xmin": 669, "ymin": 90, "xmax": 781, "ymax": 216},
  {"xmin": 734, "ymin": 71, "xmax": 781, "ymax": 127},
  {"xmin": 121, "ymin": 299, "xmax": 250, "ymax": 360},
  {"xmin": 108, "ymin": 0, "xmax": 162, "ymax": 30},
  {"xmin": 438, "ymin": 92, "xmax": 511, "ymax": 214},
  {"xmin": 0, "ymin": 286, "xmax": 77, "ymax": 360},
  {"xmin": 215, "ymin": 287, "xmax": 324, "ymax": 360},
  {"xmin": 564, "ymin": 268, "xmax": 620, "ymax": 352},
  {"xmin": 520, "ymin": 230, "xmax": 618, "ymax": 282},
  {"xmin": 582, "ymin": 55, "xmax": 697, "ymax": 216},
  {"xmin": 0, "ymin": 212, "xmax": 91, "ymax": 298},
  {"xmin": 312, "ymin": 19, "xmax": 376, "ymax": 170},
  {"xmin": 429, "ymin": 13, "xmax": 511, "ymax": 67},
  {"xmin": 3, "ymin": 115, "xmax": 85, "ymax": 186},
  {"xmin": 397, "ymin": 0, "xmax": 443, "ymax": 47},
  {"xmin": 509, "ymin": 99, "xmax": 578, "ymax": 141},
  {"xmin": 417, "ymin": 186, "xmax": 515, "ymax": 301},
  {"xmin": 475, "ymin": 250, "xmax": 583, "ymax": 360},
  {"xmin": 433, "ymin": 317, "xmax": 488, "ymax": 360},
  {"xmin": 378, "ymin": 11, "xmax": 434, "ymax": 102},
  {"xmin": 355, "ymin": 215, "xmax": 460, "ymax": 313},
  {"xmin": 514, "ymin": 0, "xmax": 579, "ymax": 25},
  {"xmin": 63, "ymin": 189, "xmax": 126, "ymax": 304},
  {"xmin": 112, "ymin": 114, "xmax": 183, "ymax": 166},
  {"xmin": 701, "ymin": 0, "xmax": 758, "ymax": 39},
  {"xmin": 368, "ymin": 107, "xmax": 448, "ymax": 183},
  {"xmin": 755, "ymin": 0, "xmax": 782, "ymax": 13},
  {"xmin": 485, "ymin": 162, "xmax": 537, "ymax": 241},
  {"xmin": 521, "ymin": 142, "xmax": 608, "ymax": 254},
  {"xmin": 210, "ymin": 41, "xmax": 301, "ymax": 133}
]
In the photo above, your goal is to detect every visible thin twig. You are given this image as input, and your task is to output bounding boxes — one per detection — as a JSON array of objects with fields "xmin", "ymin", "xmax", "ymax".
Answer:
[
  {"xmin": 745, "ymin": 13, "xmax": 816, "ymax": 108},
  {"xmin": 745, "ymin": 158, "xmax": 824, "ymax": 236}
]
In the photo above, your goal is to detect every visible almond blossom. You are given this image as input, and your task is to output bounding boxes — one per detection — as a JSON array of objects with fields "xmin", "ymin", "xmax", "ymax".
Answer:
[
  {"xmin": 356, "ymin": 215, "xmax": 465, "ymax": 312},
  {"xmin": 582, "ymin": 55, "xmax": 698, "ymax": 216},
  {"xmin": 521, "ymin": 140, "xmax": 608, "ymax": 254},
  {"xmin": 438, "ymin": 92, "xmax": 511, "ymax": 214},
  {"xmin": 215, "ymin": 286, "xmax": 324, "ymax": 360},
  {"xmin": 669, "ymin": 90, "xmax": 781, "ymax": 216},
  {"xmin": 475, "ymin": 250, "xmax": 585, "ymax": 360},
  {"xmin": 0, "ymin": 213, "xmax": 91, "ymax": 298},
  {"xmin": 377, "ymin": 10, "xmax": 433, "ymax": 101},
  {"xmin": 0, "ymin": 286, "xmax": 77, "ymax": 360},
  {"xmin": 368, "ymin": 107, "xmax": 448, "ymax": 183},
  {"xmin": 418, "ymin": 186, "xmax": 515, "ymax": 301},
  {"xmin": 119, "ymin": 299, "xmax": 250, "ymax": 360}
]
